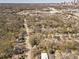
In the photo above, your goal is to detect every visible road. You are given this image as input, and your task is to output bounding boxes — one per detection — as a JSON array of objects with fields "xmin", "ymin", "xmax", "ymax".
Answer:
[{"xmin": 24, "ymin": 19, "xmax": 32, "ymax": 59}]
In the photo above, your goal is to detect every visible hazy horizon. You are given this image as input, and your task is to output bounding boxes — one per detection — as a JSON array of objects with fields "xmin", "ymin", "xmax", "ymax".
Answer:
[{"xmin": 0, "ymin": 0, "xmax": 72, "ymax": 3}]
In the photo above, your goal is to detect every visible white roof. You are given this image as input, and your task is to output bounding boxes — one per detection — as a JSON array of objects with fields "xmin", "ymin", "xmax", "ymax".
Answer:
[{"xmin": 41, "ymin": 53, "xmax": 48, "ymax": 59}]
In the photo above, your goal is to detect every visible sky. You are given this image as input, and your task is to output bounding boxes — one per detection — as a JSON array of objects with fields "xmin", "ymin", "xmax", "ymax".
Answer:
[{"xmin": 0, "ymin": 0, "xmax": 72, "ymax": 3}]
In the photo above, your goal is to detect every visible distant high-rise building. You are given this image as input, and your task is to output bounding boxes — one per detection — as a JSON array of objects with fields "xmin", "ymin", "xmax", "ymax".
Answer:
[
  {"xmin": 77, "ymin": 0, "xmax": 79, "ymax": 3},
  {"xmin": 73, "ymin": 0, "xmax": 79, "ymax": 3},
  {"xmin": 73, "ymin": 0, "xmax": 77, "ymax": 3}
]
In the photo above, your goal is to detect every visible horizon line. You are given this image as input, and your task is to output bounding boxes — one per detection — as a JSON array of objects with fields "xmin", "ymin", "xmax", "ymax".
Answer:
[{"xmin": 0, "ymin": 2, "xmax": 61, "ymax": 3}]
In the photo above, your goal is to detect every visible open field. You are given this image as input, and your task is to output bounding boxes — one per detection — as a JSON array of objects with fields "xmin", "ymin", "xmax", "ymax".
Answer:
[{"xmin": 0, "ymin": 3, "xmax": 79, "ymax": 59}]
